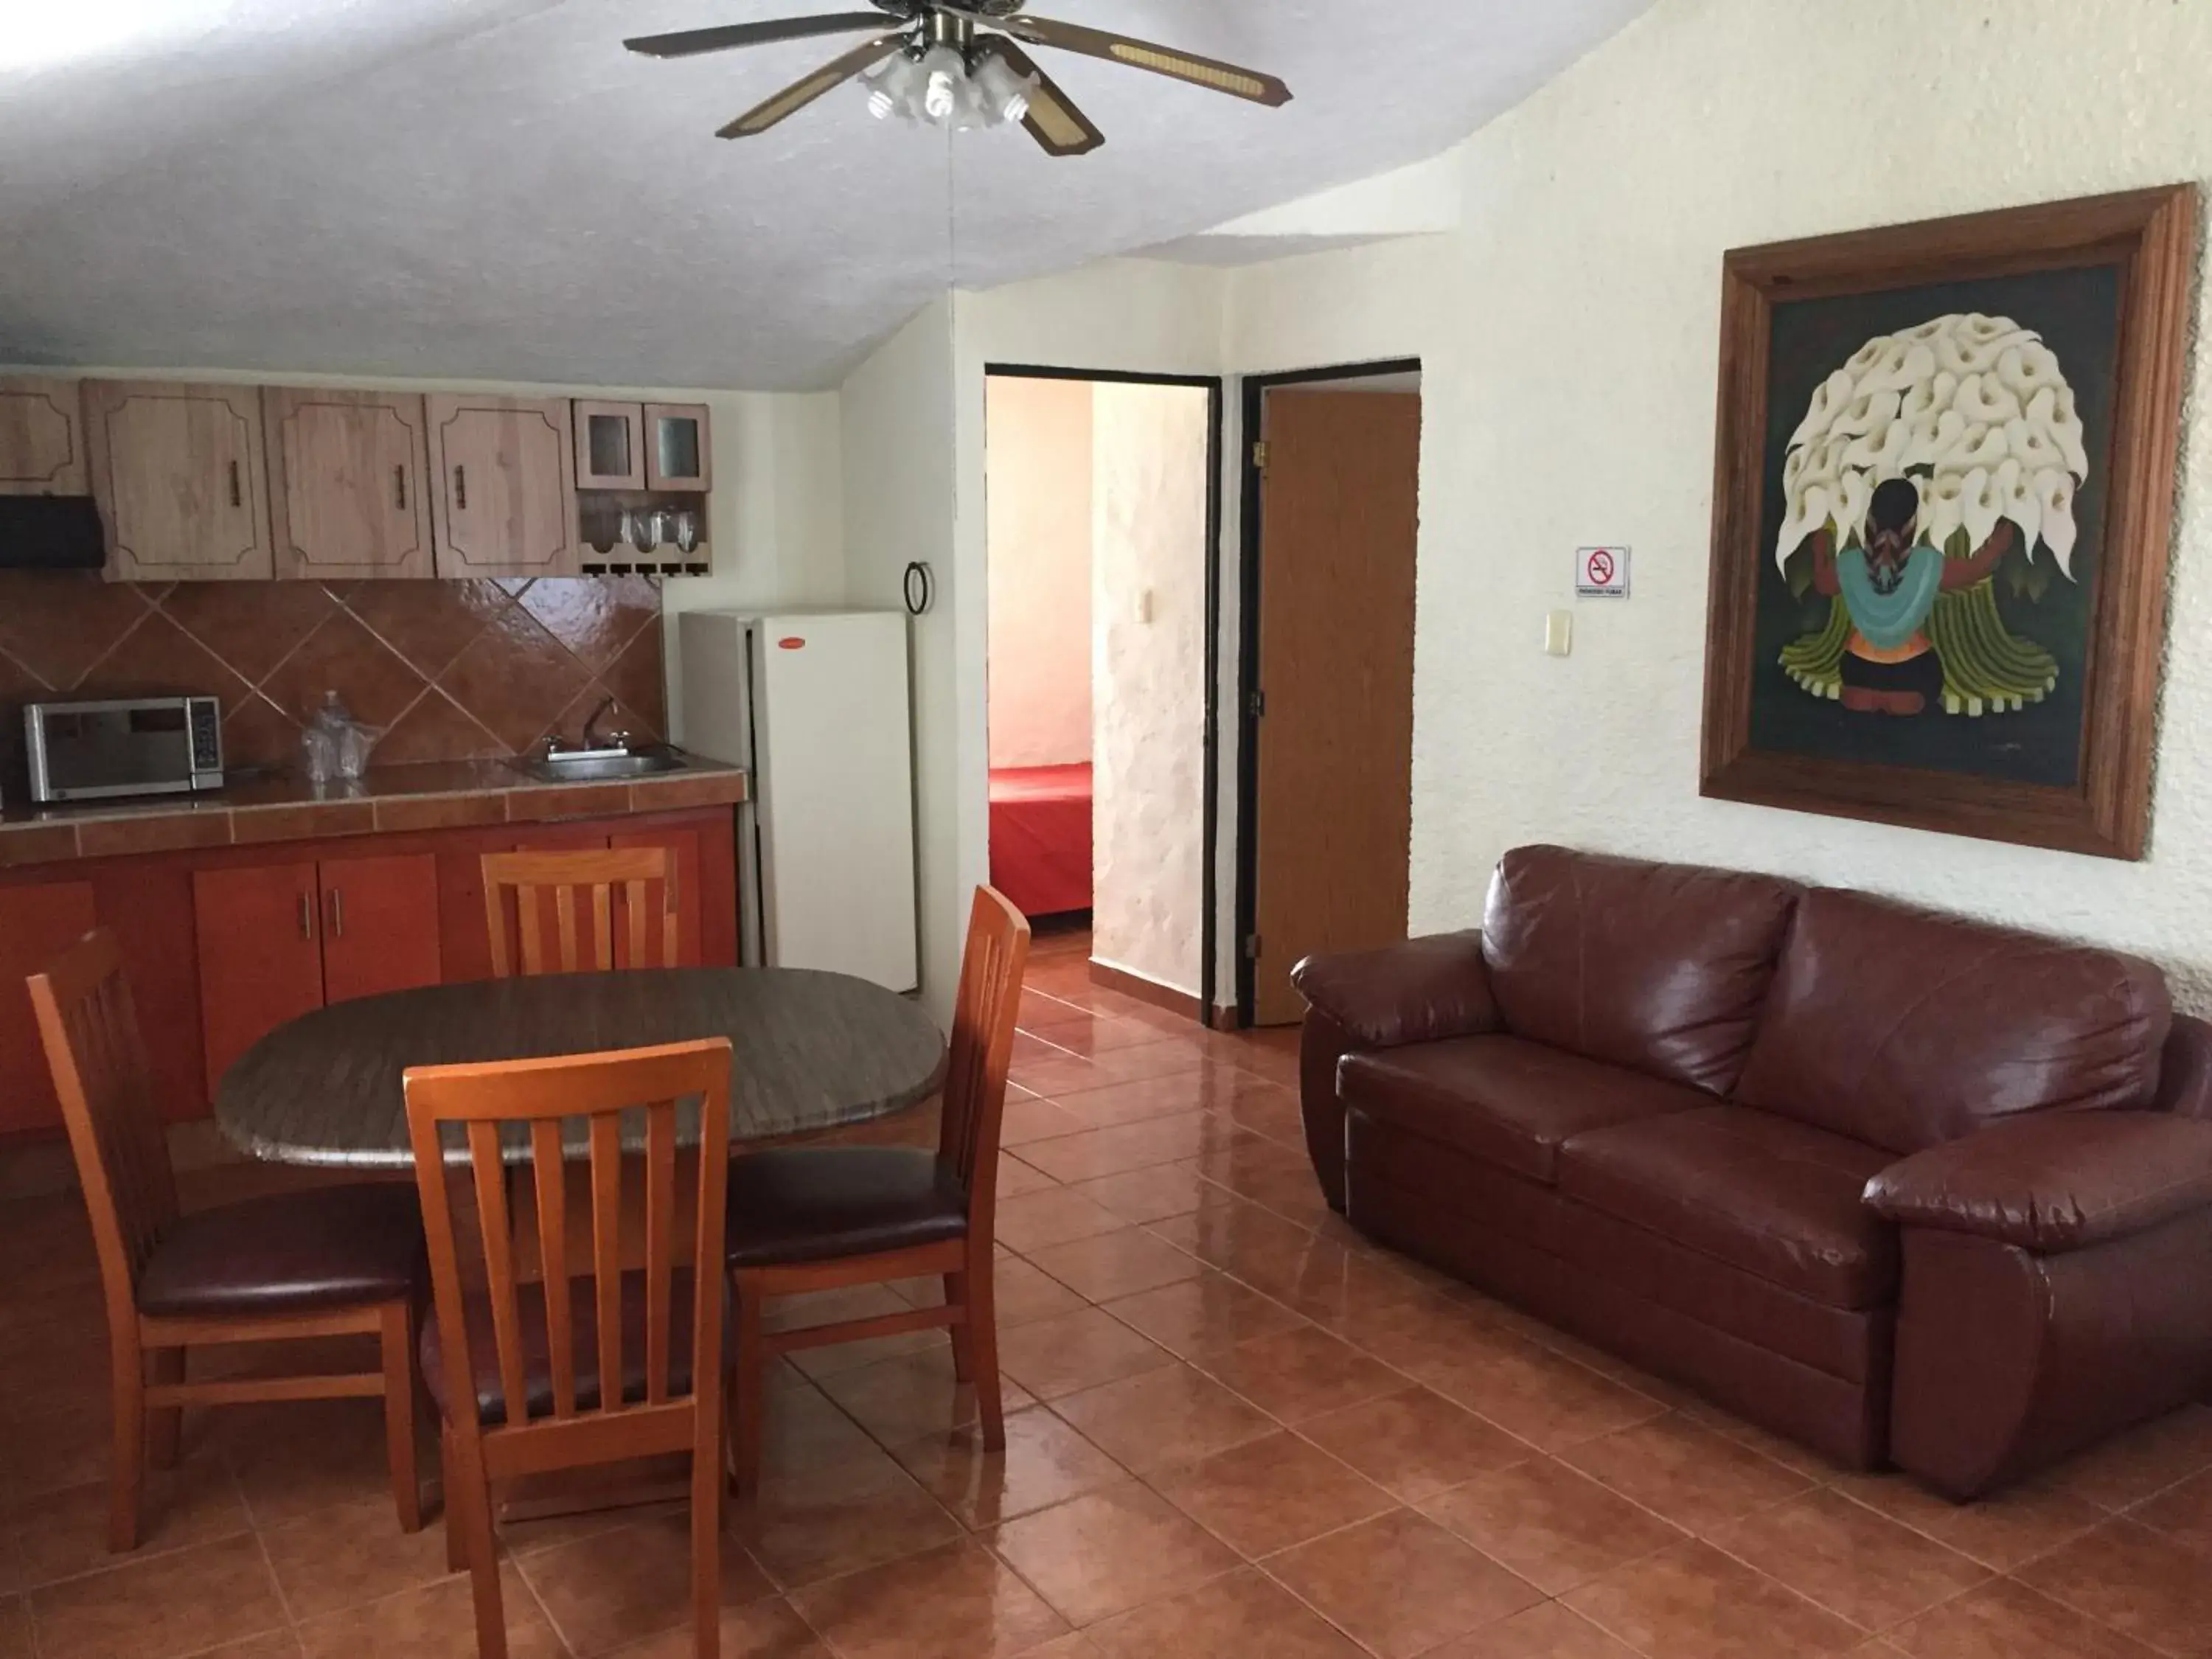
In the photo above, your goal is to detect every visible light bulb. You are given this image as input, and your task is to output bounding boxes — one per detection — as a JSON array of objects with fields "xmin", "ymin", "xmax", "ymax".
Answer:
[
  {"xmin": 972, "ymin": 54, "xmax": 1037, "ymax": 125},
  {"xmin": 918, "ymin": 44, "xmax": 964, "ymax": 122},
  {"xmin": 863, "ymin": 53, "xmax": 921, "ymax": 122}
]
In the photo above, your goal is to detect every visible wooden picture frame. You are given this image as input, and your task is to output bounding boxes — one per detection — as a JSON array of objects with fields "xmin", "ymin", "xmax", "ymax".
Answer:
[{"xmin": 1700, "ymin": 186, "xmax": 2197, "ymax": 860}]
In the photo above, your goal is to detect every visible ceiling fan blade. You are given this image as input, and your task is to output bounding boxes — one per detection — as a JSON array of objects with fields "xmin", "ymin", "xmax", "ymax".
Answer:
[
  {"xmin": 982, "ymin": 38, "xmax": 1105, "ymax": 157},
  {"xmin": 991, "ymin": 14, "xmax": 1290, "ymax": 107},
  {"xmin": 626, "ymin": 12, "xmax": 893, "ymax": 60},
  {"xmin": 717, "ymin": 33, "xmax": 906, "ymax": 137}
]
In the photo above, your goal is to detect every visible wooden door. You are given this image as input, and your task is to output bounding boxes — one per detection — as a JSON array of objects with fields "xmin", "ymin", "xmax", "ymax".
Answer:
[
  {"xmin": 264, "ymin": 387, "xmax": 434, "ymax": 580},
  {"xmin": 192, "ymin": 863, "xmax": 324, "ymax": 1099},
  {"xmin": 0, "ymin": 882, "xmax": 98, "ymax": 1132},
  {"xmin": 425, "ymin": 394, "xmax": 580, "ymax": 578},
  {"xmin": 0, "ymin": 378, "xmax": 86, "ymax": 495},
  {"xmin": 1251, "ymin": 389, "xmax": 1421, "ymax": 1025},
  {"xmin": 611, "ymin": 827, "xmax": 703, "ymax": 967},
  {"xmin": 319, "ymin": 852, "xmax": 443, "ymax": 1006},
  {"xmin": 85, "ymin": 380, "xmax": 274, "ymax": 581},
  {"xmin": 643, "ymin": 403, "xmax": 712, "ymax": 492},
  {"xmin": 573, "ymin": 400, "xmax": 645, "ymax": 490}
]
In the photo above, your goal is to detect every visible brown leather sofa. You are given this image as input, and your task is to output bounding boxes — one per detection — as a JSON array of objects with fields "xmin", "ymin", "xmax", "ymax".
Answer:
[{"xmin": 1293, "ymin": 845, "xmax": 2212, "ymax": 1498}]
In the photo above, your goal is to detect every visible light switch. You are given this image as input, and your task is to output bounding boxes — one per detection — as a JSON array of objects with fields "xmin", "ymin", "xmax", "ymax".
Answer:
[{"xmin": 1544, "ymin": 611, "xmax": 1573, "ymax": 657}]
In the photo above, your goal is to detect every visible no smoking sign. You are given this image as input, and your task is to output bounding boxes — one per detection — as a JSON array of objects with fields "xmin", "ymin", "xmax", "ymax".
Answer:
[{"xmin": 1576, "ymin": 546, "xmax": 1630, "ymax": 598}]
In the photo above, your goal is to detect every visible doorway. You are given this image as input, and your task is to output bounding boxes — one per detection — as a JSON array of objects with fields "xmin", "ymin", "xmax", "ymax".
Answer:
[
  {"xmin": 1237, "ymin": 361, "xmax": 1423, "ymax": 1026},
  {"xmin": 982, "ymin": 366, "xmax": 1225, "ymax": 1022}
]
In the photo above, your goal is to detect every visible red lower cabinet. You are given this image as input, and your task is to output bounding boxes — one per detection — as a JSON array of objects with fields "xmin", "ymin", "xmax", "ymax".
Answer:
[
  {"xmin": 319, "ymin": 853, "xmax": 443, "ymax": 1006},
  {"xmin": 0, "ymin": 883, "xmax": 98, "ymax": 1133},
  {"xmin": 192, "ymin": 863, "xmax": 327, "ymax": 1102}
]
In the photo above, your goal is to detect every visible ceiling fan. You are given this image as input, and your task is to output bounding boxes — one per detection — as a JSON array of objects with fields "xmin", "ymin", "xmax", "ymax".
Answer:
[{"xmin": 624, "ymin": 1, "xmax": 1292, "ymax": 157}]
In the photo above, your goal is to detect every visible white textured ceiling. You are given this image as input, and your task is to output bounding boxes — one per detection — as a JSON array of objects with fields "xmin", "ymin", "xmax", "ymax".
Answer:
[{"xmin": 0, "ymin": 0, "xmax": 1650, "ymax": 390}]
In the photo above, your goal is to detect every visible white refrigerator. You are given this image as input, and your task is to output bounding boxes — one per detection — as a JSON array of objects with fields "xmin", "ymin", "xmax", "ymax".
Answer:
[{"xmin": 678, "ymin": 609, "xmax": 919, "ymax": 992}]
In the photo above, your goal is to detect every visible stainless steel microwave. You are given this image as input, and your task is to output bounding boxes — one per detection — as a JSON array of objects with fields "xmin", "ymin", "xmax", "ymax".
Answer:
[{"xmin": 25, "ymin": 697, "xmax": 225, "ymax": 804}]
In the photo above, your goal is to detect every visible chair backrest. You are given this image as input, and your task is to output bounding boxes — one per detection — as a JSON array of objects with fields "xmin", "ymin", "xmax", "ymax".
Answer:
[
  {"xmin": 938, "ymin": 886, "xmax": 1032, "ymax": 1229},
  {"xmin": 481, "ymin": 847, "xmax": 679, "ymax": 978},
  {"xmin": 403, "ymin": 1040, "xmax": 732, "ymax": 1476},
  {"xmin": 27, "ymin": 928, "xmax": 178, "ymax": 1329}
]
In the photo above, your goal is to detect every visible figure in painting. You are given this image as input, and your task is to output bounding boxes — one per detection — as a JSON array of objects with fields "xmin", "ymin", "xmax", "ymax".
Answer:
[{"xmin": 1773, "ymin": 312, "xmax": 2090, "ymax": 717}]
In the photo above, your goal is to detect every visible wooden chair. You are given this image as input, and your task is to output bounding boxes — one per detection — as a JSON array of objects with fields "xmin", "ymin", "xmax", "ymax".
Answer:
[
  {"xmin": 723, "ymin": 886, "xmax": 1030, "ymax": 1489},
  {"xmin": 481, "ymin": 847, "xmax": 680, "ymax": 977},
  {"xmin": 406, "ymin": 1038, "xmax": 734, "ymax": 1659},
  {"xmin": 27, "ymin": 928, "xmax": 426, "ymax": 1553}
]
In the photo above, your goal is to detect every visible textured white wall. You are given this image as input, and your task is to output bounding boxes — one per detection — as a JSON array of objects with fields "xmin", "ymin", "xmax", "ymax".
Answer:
[
  {"xmin": 661, "ymin": 392, "xmax": 845, "ymax": 741},
  {"xmin": 841, "ymin": 298, "xmax": 961, "ymax": 1019},
  {"xmin": 1231, "ymin": 0, "xmax": 2212, "ymax": 1006},
  {"xmin": 984, "ymin": 378, "xmax": 1094, "ymax": 769},
  {"xmin": 1092, "ymin": 383, "xmax": 1213, "ymax": 995}
]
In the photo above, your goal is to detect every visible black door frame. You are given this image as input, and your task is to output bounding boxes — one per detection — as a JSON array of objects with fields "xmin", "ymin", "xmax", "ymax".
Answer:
[
  {"xmin": 982, "ymin": 364, "xmax": 1226, "ymax": 1024},
  {"xmin": 1234, "ymin": 357, "xmax": 1424, "ymax": 1026}
]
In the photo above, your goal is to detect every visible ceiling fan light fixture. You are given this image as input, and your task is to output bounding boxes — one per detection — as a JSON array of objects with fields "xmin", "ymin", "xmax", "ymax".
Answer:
[
  {"xmin": 862, "ymin": 50, "xmax": 918, "ymax": 119},
  {"xmin": 971, "ymin": 52, "xmax": 1037, "ymax": 125},
  {"xmin": 918, "ymin": 42, "xmax": 964, "ymax": 121}
]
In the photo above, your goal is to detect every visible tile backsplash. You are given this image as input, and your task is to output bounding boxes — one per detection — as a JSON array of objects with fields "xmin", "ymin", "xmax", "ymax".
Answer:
[{"xmin": 0, "ymin": 574, "xmax": 665, "ymax": 804}]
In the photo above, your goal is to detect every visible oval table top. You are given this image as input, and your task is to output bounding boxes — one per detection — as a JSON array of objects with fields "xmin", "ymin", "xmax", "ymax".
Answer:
[{"xmin": 215, "ymin": 968, "xmax": 948, "ymax": 1170}]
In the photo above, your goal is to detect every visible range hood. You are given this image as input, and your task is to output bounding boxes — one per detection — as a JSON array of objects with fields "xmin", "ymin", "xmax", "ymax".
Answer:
[{"xmin": 0, "ymin": 497, "xmax": 106, "ymax": 571}]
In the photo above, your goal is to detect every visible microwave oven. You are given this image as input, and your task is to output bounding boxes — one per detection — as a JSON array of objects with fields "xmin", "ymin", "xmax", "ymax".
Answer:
[{"xmin": 24, "ymin": 697, "xmax": 226, "ymax": 804}]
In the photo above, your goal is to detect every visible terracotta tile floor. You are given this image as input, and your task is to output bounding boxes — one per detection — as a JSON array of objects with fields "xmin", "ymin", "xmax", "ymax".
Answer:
[{"xmin": 4, "ymin": 926, "xmax": 2212, "ymax": 1656}]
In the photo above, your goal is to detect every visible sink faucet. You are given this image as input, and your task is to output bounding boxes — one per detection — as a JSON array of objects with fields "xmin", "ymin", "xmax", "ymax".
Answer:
[{"xmin": 580, "ymin": 696, "xmax": 632, "ymax": 752}]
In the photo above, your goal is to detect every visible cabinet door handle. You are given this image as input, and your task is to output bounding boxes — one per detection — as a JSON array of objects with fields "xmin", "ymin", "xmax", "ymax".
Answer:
[
  {"xmin": 394, "ymin": 465, "xmax": 407, "ymax": 511},
  {"xmin": 327, "ymin": 888, "xmax": 344, "ymax": 941},
  {"xmin": 453, "ymin": 464, "xmax": 467, "ymax": 510},
  {"xmin": 229, "ymin": 459, "xmax": 243, "ymax": 509},
  {"xmin": 297, "ymin": 891, "xmax": 315, "ymax": 943}
]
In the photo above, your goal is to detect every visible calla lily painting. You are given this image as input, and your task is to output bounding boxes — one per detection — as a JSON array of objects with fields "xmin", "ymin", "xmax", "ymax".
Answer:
[
  {"xmin": 1772, "ymin": 312, "xmax": 2090, "ymax": 719},
  {"xmin": 1699, "ymin": 187, "xmax": 2194, "ymax": 861}
]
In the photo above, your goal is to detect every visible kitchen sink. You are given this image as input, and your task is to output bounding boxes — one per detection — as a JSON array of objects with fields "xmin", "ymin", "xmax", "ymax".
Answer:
[{"xmin": 512, "ymin": 748, "xmax": 690, "ymax": 784}]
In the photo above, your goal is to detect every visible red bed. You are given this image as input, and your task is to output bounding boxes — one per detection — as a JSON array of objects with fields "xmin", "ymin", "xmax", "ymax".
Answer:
[{"xmin": 990, "ymin": 763, "xmax": 1093, "ymax": 918}]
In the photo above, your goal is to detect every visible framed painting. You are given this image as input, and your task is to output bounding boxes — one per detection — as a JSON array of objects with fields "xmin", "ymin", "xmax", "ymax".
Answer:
[{"xmin": 1700, "ymin": 186, "xmax": 2196, "ymax": 859}]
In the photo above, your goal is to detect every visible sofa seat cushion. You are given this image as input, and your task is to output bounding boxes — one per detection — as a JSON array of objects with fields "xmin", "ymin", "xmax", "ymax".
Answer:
[
  {"xmin": 1338, "ymin": 1035, "xmax": 1711, "ymax": 1185},
  {"xmin": 1558, "ymin": 1106, "xmax": 1899, "ymax": 1308}
]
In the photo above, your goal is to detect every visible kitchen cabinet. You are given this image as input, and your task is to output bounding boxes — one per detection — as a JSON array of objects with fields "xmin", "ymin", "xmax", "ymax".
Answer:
[
  {"xmin": 85, "ymin": 380, "xmax": 274, "ymax": 581},
  {"xmin": 574, "ymin": 400, "xmax": 646, "ymax": 490},
  {"xmin": 612, "ymin": 826, "xmax": 704, "ymax": 967},
  {"xmin": 571, "ymin": 400, "xmax": 711, "ymax": 493},
  {"xmin": 0, "ymin": 883, "xmax": 98, "ymax": 1134},
  {"xmin": 425, "ymin": 393, "xmax": 580, "ymax": 578},
  {"xmin": 264, "ymin": 387, "xmax": 435, "ymax": 580},
  {"xmin": 193, "ymin": 852, "xmax": 442, "ymax": 1097},
  {"xmin": 0, "ymin": 377, "xmax": 87, "ymax": 496},
  {"xmin": 644, "ymin": 403, "xmax": 712, "ymax": 492}
]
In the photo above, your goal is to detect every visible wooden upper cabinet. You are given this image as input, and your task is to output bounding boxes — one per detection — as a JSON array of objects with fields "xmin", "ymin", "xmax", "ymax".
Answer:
[
  {"xmin": 644, "ymin": 403, "xmax": 711, "ymax": 491},
  {"xmin": 425, "ymin": 394, "xmax": 580, "ymax": 579},
  {"xmin": 264, "ymin": 388, "xmax": 434, "ymax": 580},
  {"xmin": 85, "ymin": 380, "xmax": 274, "ymax": 582},
  {"xmin": 0, "ymin": 377, "xmax": 88, "ymax": 495},
  {"xmin": 574, "ymin": 400, "xmax": 646, "ymax": 490}
]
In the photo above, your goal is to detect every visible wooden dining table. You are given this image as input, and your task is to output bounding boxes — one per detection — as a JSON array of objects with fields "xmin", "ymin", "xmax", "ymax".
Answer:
[{"xmin": 215, "ymin": 966, "xmax": 949, "ymax": 1168}]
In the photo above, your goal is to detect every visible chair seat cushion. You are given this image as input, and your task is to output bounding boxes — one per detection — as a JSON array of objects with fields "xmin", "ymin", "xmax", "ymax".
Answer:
[
  {"xmin": 1557, "ymin": 1106, "xmax": 1899, "ymax": 1309},
  {"xmin": 136, "ymin": 1183, "xmax": 425, "ymax": 1321},
  {"xmin": 421, "ymin": 1267, "xmax": 721, "ymax": 1427},
  {"xmin": 1338, "ymin": 1035, "xmax": 1711, "ymax": 1185},
  {"xmin": 725, "ymin": 1147, "xmax": 969, "ymax": 1269}
]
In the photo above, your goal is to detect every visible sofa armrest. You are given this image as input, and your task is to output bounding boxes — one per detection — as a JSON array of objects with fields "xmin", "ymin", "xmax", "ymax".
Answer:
[
  {"xmin": 1290, "ymin": 931, "xmax": 1499, "ymax": 1049},
  {"xmin": 1865, "ymin": 1111, "xmax": 2212, "ymax": 1253},
  {"xmin": 2152, "ymin": 1014, "xmax": 2212, "ymax": 1121}
]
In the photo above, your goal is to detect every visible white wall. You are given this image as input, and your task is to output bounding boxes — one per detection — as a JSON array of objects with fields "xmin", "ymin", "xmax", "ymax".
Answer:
[
  {"xmin": 984, "ymin": 378, "xmax": 1093, "ymax": 769},
  {"xmin": 1092, "ymin": 382, "xmax": 1213, "ymax": 995},
  {"xmin": 659, "ymin": 392, "xmax": 844, "ymax": 740},
  {"xmin": 841, "ymin": 298, "xmax": 962, "ymax": 1020},
  {"xmin": 1228, "ymin": 0, "xmax": 2212, "ymax": 1007}
]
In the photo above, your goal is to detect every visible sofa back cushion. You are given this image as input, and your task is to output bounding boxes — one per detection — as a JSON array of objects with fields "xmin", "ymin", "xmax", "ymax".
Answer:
[
  {"xmin": 1735, "ymin": 888, "xmax": 2171, "ymax": 1153},
  {"xmin": 1481, "ymin": 846, "xmax": 1802, "ymax": 1095}
]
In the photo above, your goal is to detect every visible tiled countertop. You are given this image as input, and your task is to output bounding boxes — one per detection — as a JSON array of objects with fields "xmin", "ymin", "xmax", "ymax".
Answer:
[{"xmin": 0, "ymin": 754, "xmax": 748, "ymax": 866}]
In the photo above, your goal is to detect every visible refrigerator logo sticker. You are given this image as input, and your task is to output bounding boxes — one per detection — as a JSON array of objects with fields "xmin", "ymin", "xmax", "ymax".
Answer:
[{"xmin": 778, "ymin": 637, "xmax": 807, "ymax": 650}]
